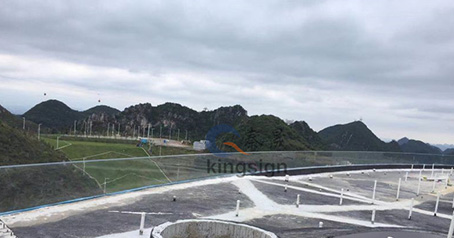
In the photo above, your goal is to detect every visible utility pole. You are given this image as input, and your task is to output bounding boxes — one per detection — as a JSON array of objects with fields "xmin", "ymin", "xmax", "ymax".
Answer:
[
  {"xmin": 38, "ymin": 124, "xmax": 42, "ymax": 140},
  {"xmin": 147, "ymin": 123, "xmax": 151, "ymax": 139},
  {"xmin": 57, "ymin": 135, "xmax": 62, "ymax": 149},
  {"xmin": 103, "ymin": 178, "xmax": 109, "ymax": 194}
]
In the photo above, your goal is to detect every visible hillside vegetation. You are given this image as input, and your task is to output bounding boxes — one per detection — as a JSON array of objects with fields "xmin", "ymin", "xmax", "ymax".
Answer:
[
  {"xmin": 0, "ymin": 107, "xmax": 101, "ymax": 212},
  {"xmin": 15, "ymin": 100, "xmax": 447, "ymax": 153},
  {"xmin": 318, "ymin": 121, "xmax": 401, "ymax": 152}
]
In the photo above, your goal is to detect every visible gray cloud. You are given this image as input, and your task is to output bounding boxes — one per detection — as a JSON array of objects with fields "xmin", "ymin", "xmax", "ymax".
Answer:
[{"xmin": 0, "ymin": 0, "xmax": 453, "ymax": 144}]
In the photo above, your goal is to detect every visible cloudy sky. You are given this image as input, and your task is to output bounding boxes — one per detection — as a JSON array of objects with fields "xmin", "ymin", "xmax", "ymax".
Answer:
[{"xmin": 0, "ymin": 0, "xmax": 453, "ymax": 144}]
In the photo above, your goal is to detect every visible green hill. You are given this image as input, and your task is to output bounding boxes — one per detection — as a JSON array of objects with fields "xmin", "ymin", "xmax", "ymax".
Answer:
[
  {"xmin": 220, "ymin": 115, "xmax": 314, "ymax": 152},
  {"xmin": 290, "ymin": 121, "xmax": 325, "ymax": 150},
  {"xmin": 0, "ymin": 105, "xmax": 101, "ymax": 212},
  {"xmin": 23, "ymin": 100, "xmax": 83, "ymax": 130},
  {"xmin": 84, "ymin": 105, "xmax": 120, "ymax": 116},
  {"xmin": 318, "ymin": 121, "xmax": 401, "ymax": 152},
  {"xmin": 398, "ymin": 137, "xmax": 442, "ymax": 154},
  {"xmin": 444, "ymin": 148, "xmax": 454, "ymax": 155}
]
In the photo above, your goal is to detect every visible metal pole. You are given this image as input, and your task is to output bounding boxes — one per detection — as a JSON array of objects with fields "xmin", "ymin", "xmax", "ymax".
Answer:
[
  {"xmin": 104, "ymin": 178, "xmax": 109, "ymax": 194},
  {"xmin": 139, "ymin": 212, "xmax": 145, "ymax": 235},
  {"xmin": 405, "ymin": 171, "xmax": 409, "ymax": 182},
  {"xmin": 432, "ymin": 164, "xmax": 435, "ymax": 177},
  {"xmin": 37, "ymin": 124, "xmax": 41, "ymax": 140},
  {"xmin": 433, "ymin": 178, "xmax": 437, "ymax": 193},
  {"xmin": 435, "ymin": 193, "xmax": 440, "ymax": 216},
  {"xmin": 408, "ymin": 198, "xmax": 414, "ymax": 220},
  {"xmin": 147, "ymin": 124, "xmax": 151, "ymax": 139},
  {"xmin": 372, "ymin": 180, "xmax": 377, "ymax": 204},
  {"xmin": 417, "ymin": 170, "xmax": 422, "ymax": 196},
  {"xmin": 340, "ymin": 188, "xmax": 344, "ymax": 205},
  {"xmin": 371, "ymin": 209, "xmax": 376, "ymax": 224},
  {"xmin": 396, "ymin": 178, "xmax": 401, "ymax": 201},
  {"xmin": 447, "ymin": 211, "xmax": 454, "ymax": 238},
  {"xmin": 296, "ymin": 194, "xmax": 300, "ymax": 208},
  {"xmin": 22, "ymin": 117, "xmax": 25, "ymax": 130},
  {"xmin": 236, "ymin": 200, "xmax": 240, "ymax": 217}
]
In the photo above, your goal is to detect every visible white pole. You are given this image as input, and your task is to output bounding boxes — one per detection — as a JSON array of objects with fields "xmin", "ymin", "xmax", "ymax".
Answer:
[
  {"xmin": 38, "ymin": 124, "xmax": 41, "ymax": 140},
  {"xmin": 411, "ymin": 164, "xmax": 414, "ymax": 171},
  {"xmin": 417, "ymin": 170, "xmax": 422, "ymax": 196},
  {"xmin": 423, "ymin": 164, "xmax": 426, "ymax": 171},
  {"xmin": 447, "ymin": 211, "xmax": 454, "ymax": 238},
  {"xmin": 451, "ymin": 167, "xmax": 453, "ymax": 176},
  {"xmin": 432, "ymin": 164, "xmax": 435, "ymax": 177},
  {"xmin": 396, "ymin": 178, "xmax": 402, "ymax": 201},
  {"xmin": 104, "ymin": 178, "xmax": 108, "ymax": 194},
  {"xmin": 433, "ymin": 178, "xmax": 437, "ymax": 193},
  {"xmin": 372, "ymin": 180, "xmax": 377, "ymax": 204},
  {"xmin": 296, "ymin": 194, "xmax": 300, "ymax": 208},
  {"xmin": 147, "ymin": 124, "xmax": 151, "ymax": 139},
  {"xmin": 405, "ymin": 171, "xmax": 409, "ymax": 182},
  {"xmin": 139, "ymin": 212, "xmax": 145, "ymax": 235},
  {"xmin": 408, "ymin": 198, "xmax": 414, "ymax": 220},
  {"xmin": 452, "ymin": 195, "xmax": 454, "ymax": 209},
  {"xmin": 371, "ymin": 209, "xmax": 376, "ymax": 224},
  {"xmin": 285, "ymin": 174, "xmax": 289, "ymax": 182},
  {"xmin": 236, "ymin": 200, "xmax": 240, "ymax": 217},
  {"xmin": 83, "ymin": 158, "xmax": 86, "ymax": 174},
  {"xmin": 284, "ymin": 185, "xmax": 288, "ymax": 192},
  {"xmin": 340, "ymin": 188, "xmax": 344, "ymax": 205},
  {"xmin": 434, "ymin": 193, "xmax": 440, "ymax": 216}
]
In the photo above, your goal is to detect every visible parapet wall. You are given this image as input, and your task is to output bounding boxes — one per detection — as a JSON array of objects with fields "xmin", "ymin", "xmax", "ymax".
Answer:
[{"xmin": 152, "ymin": 219, "xmax": 277, "ymax": 238}]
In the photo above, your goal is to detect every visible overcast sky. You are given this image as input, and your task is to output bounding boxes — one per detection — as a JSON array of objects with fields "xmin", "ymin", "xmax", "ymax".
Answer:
[{"xmin": 0, "ymin": 0, "xmax": 453, "ymax": 144}]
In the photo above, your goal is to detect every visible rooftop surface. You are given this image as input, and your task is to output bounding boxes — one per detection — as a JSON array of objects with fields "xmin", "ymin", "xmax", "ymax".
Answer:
[{"xmin": 1, "ymin": 168, "xmax": 452, "ymax": 238}]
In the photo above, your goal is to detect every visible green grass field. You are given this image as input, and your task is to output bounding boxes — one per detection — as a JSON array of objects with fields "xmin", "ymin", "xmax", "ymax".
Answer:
[{"xmin": 41, "ymin": 136, "xmax": 200, "ymax": 193}]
